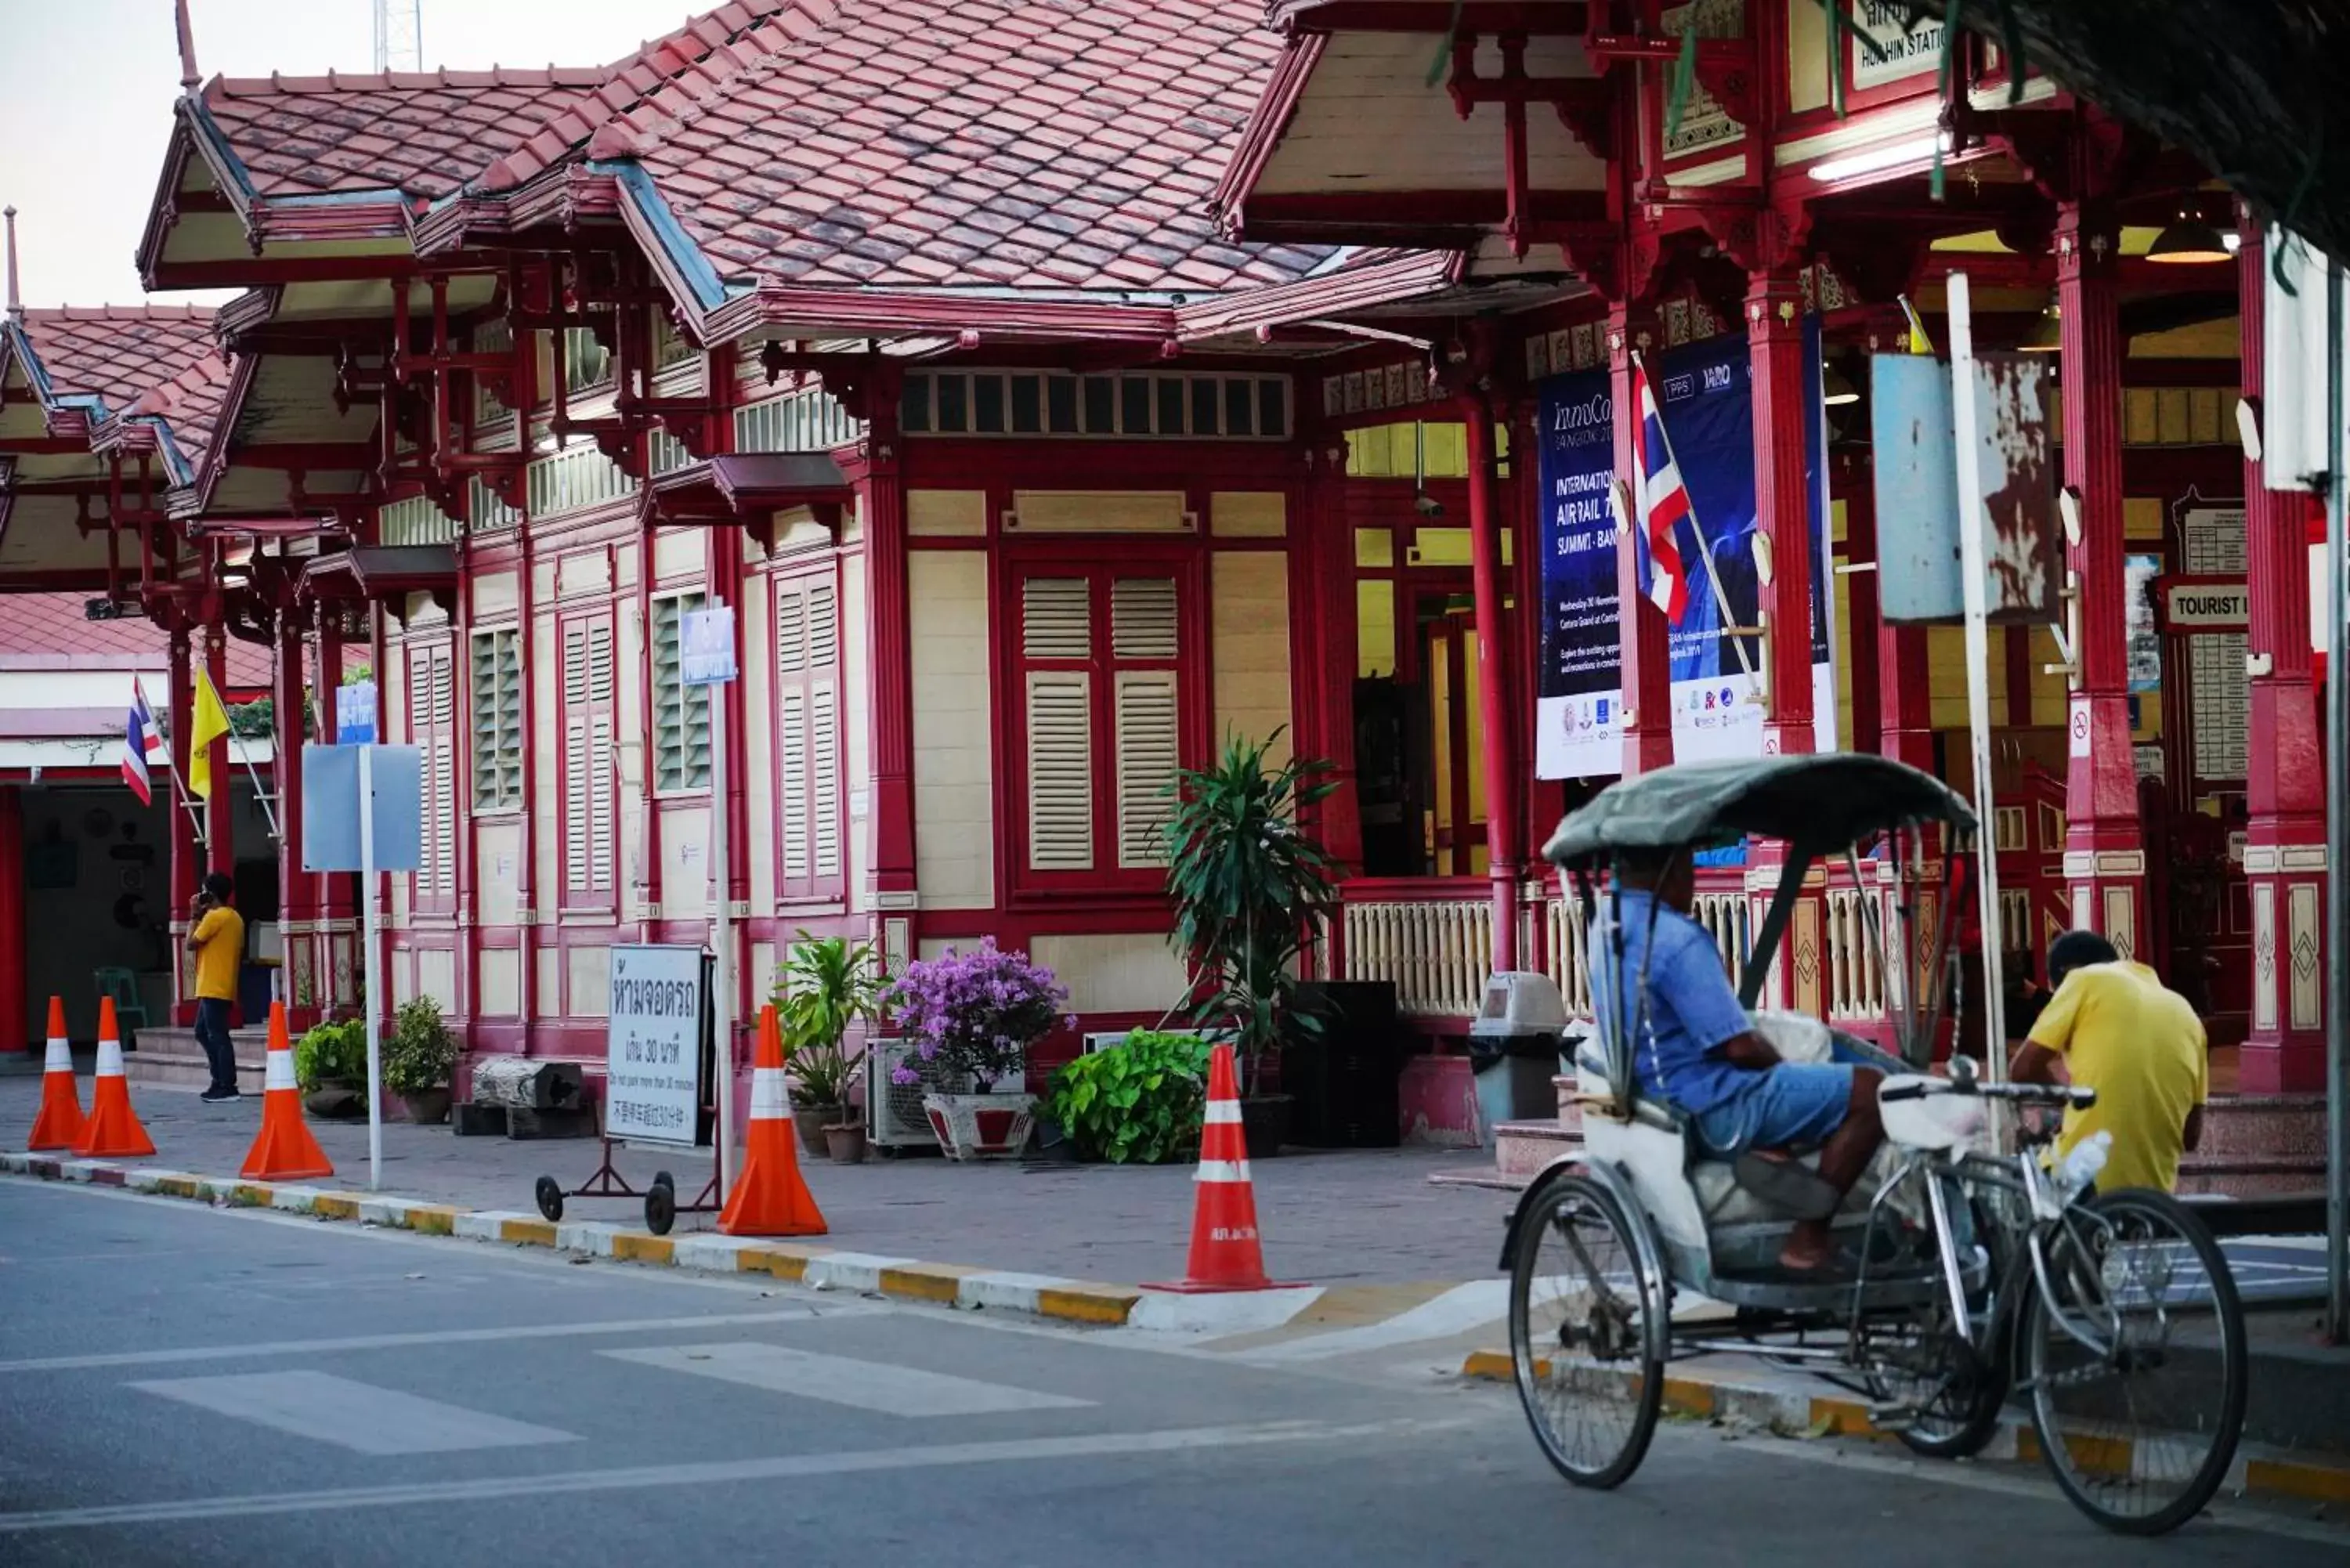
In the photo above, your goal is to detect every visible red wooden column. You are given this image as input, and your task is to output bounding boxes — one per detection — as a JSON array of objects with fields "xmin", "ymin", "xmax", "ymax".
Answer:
[
  {"xmin": 859, "ymin": 381, "xmax": 917, "ymax": 976},
  {"xmin": 1746, "ymin": 269, "xmax": 1827, "ymax": 1015},
  {"xmin": 274, "ymin": 606, "xmax": 316, "ymax": 1028},
  {"xmin": 2237, "ymin": 222, "xmax": 2330, "ymax": 1090},
  {"xmin": 203, "ymin": 624, "xmax": 233, "ymax": 883},
  {"xmin": 0, "ymin": 784, "xmax": 24, "ymax": 1053},
  {"xmin": 168, "ymin": 624, "xmax": 200, "ymax": 1023},
  {"xmin": 1611, "ymin": 302, "xmax": 1673, "ymax": 776},
  {"xmin": 2055, "ymin": 204, "xmax": 2149, "ymax": 956},
  {"xmin": 1462, "ymin": 391, "xmax": 1522, "ymax": 970},
  {"xmin": 1303, "ymin": 451, "xmax": 1364, "ymax": 876}
]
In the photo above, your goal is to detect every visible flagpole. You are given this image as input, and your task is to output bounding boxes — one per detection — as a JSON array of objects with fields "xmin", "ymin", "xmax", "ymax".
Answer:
[{"xmin": 1631, "ymin": 349, "xmax": 1762, "ymax": 688}]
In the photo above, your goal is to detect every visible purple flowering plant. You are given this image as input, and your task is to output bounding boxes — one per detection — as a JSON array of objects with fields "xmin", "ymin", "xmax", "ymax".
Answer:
[{"xmin": 884, "ymin": 938, "xmax": 1073, "ymax": 1092}]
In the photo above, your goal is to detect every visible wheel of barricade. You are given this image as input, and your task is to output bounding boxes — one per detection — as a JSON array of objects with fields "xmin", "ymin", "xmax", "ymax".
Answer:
[
  {"xmin": 644, "ymin": 1180, "xmax": 677, "ymax": 1237},
  {"xmin": 533, "ymin": 1175, "xmax": 563, "ymax": 1223}
]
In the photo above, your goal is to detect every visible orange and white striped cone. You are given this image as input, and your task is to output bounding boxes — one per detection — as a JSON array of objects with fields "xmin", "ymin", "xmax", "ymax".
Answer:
[
  {"xmin": 717, "ymin": 1004, "xmax": 828, "ymax": 1237},
  {"xmin": 26, "ymin": 996, "xmax": 85, "ymax": 1151},
  {"xmin": 71, "ymin": 996, "xmax": 154, "ymax": 1159},
  {"xmin": 240, "ymin": 1001, "xmax": 333, "ymax": 1181},
  {"xmin": 1146, "ymin": 1042, "xmax": 1300, "ymax": 1292}
]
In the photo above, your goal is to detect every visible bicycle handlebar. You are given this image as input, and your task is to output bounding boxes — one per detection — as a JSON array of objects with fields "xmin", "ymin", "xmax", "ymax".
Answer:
[{"xmin": 1879, "ymin": 1078, "xmax": 2096, "ymax": 1110}]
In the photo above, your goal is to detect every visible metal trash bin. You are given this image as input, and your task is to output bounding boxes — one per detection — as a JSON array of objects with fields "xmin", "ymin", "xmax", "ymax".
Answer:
[{"xmin": 1468, "ymin": 971, "xmax": 1568, "ymax": 1135}]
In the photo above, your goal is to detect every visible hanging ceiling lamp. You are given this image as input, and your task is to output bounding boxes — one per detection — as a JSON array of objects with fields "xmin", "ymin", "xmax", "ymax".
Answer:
[
  {"xmin": 2019, "ymin": 299, "xmax": 2063, "ymax": 352},
  {"xmin": 1822, "ymin": 363, "xmax": 1860, "ymax": 406},
  {"xmin": 2147, "ymin": 210, "xmax": 2236, "ymax": 265}
]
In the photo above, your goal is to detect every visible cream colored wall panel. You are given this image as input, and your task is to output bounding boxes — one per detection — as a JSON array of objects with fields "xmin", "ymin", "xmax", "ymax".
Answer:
[
  {"xmin": 394, "ymin": 948, "xmax": 416, "ymax": 1006},
  {"xmin": 567, "ymin": 943, "xmax": 611, "ymax": 1017},
  {"xmin": 650, "ymin": 527, "xmax": 706, "ymax": 583},
  {"xmin": 751, "ymin": 940, "xmax": 779, "ymax": 1000},
  {"xmin": 1031, "ymin": 932, "xmax": 1188, "ymax": 1015},
  {"xmin": 404, "ymin": 592, "xmax": 447, "ymax": 630},
  {"xmin": 560, "ymin": 549, "xmax": 613, "ymax": 600},
  {"xmin": 477, "ymin": 948, "xmax": 520, "ymax": 1017},
  {"xmin": 472, "ymin": 570, "xmax": 519, "ymax": 620},
  {"xmin": 1010, "ymin": 490, "xmax": 1189, "ymax": 534},
  {"xmin": 843, "ymin": 551, "xmax": 873, "ymax": 912},
  {"xmin": 743, "ymin": 571, "xmax": 777, "ymax": 912},
  {"xmin": 663, "ymin": 804, "xmax": 711, "ymax": 917},
  {"xmin": 907, "ymin": 489, "xmax": 988, "ymax": 537},
  {"xmin": 476, "ymin": 820, "xmax": 523, "ymax": 927},
  {"xmin": 415, "ymin": 948, "xmax": 457, "ymax": 1011},
  {"xmin": 1210, "ymin": 491, "xmax": 1285, "ymax": 538},
  {"xmin": 1787, "ymin": 0, "xmax": 1830, "ymax": 114},
  {"xmin": 533, "ymin": 559, "xmax": 559, "ymax": 602},
  {"xmin": 909, "ymin": 551, "xmax": 994, "ymax": 909},
  {"xmin": 1211, "ymin": 551, "xmax": 1293, "ymax": 766},
  {"xmin": 530, "ymin": 615, "xmax": 560, "ymax": 899}
]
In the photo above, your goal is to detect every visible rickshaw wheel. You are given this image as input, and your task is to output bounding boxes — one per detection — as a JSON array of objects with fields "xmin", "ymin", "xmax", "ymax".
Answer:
[
  {"xmin": 1508, "ymin": 1166, "xmax": 1664, "ymax": 1490},
  {"xmin": 2024, "ymin": 1188, "xmax": 2247, "ymax": 1536}
]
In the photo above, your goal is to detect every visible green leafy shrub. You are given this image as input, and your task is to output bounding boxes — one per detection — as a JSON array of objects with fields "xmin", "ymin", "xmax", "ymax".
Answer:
[
  {"xmin": 1043, "ymin": 1030, "xmax": 1214, "ymax": 1165},
  {"xmin": 771, "ymin": 934, "xmax": 886, "ymax": 1111},
  {"xmin": 382, "ymin": 998, "xmax": 459, "ymax": 1096},
  {"xmin": 294, "ymin": 1019, "xmax": 367, "ymax": 1095}
]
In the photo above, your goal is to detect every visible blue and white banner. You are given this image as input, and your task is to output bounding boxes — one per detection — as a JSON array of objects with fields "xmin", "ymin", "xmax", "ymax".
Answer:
[{"xmin": 1535, "ymin": 327, "xmax": 1838, "ymax": 777}]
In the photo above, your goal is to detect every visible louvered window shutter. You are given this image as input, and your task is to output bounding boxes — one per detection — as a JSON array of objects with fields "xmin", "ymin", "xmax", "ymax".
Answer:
[
  {"xmin": 469, "ymin": 629, "xmax": 522, "ymax": 810},
  {"xmin": 562, "ymin": 618, "xmax": 617, "ymax": 899},
  {"xmin": 653, "ymin": 593, "xmax": 711, "ymax": 793},
  {"xmin": 1111, "ymin": 578, "xmax": 1180, "ymax": 868},
  {"xmin": 586, "ymin": 622, "xmax": 615, "ymax": 892},
  {"xmin": 807, "ymin": 581, "xmax": 841, "ymax": 882},
  {"xmin": 415, "ymin": 645, "xmax": 456, "ymax": 901},
  {"xmin": 1022, "ymin": 576, "xmax": 1094, "ymax": 872}
]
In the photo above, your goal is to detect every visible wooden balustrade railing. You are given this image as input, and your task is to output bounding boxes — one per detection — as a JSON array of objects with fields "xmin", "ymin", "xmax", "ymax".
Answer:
[{"xmin": 1338, "ymin": 879, "xmax": 1494, "ymax": 1019}]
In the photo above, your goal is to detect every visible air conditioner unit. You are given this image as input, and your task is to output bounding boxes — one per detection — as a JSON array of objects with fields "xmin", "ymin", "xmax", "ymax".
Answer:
[{"xmin": 862, "ymin": 1038, "xmax": 937, "ymax": 1152}]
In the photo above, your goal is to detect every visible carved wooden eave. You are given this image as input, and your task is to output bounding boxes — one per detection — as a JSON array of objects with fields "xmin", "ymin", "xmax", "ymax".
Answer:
[
  {"xmin": 638, "ymin": 452, "xmax": 852, "ymax": 553},
  {"xmin": 304, "ymin": 543, "xmax": 457, "ymax": 622}
]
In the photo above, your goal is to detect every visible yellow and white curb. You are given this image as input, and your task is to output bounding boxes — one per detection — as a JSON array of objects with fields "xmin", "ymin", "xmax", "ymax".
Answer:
[
  {"xmin": 4, "ymin": 1150, "xmax": 1152, "ymax": 1331},
  {"xmin": 1458, "ymin": 1349, "xmax": 2350, "ymax": 1508}
]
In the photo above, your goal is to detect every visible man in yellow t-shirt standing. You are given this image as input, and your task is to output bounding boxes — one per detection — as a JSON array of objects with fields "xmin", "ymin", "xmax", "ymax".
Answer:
[
  {"xmin": 188, "ymin": 872, "xmax": 248, "ymax": 1104},
  {"xmin": 2008, "ymin": 930, "xmax": 2208, "ymax": 1193}
]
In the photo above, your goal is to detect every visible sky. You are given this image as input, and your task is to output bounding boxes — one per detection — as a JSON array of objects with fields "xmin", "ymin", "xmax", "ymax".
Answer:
[{"xmin": 0, "ymin": 0, "xmax": 698, "ymax": 308}]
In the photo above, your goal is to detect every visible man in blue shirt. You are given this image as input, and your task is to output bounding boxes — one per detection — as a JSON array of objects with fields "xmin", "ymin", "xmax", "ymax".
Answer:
[{"xmin": 1592, "ymin": 847, "xmax": 1888, "ymax": 1271}]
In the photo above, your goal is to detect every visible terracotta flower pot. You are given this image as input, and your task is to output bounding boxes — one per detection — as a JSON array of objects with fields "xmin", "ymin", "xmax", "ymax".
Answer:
[
  {"xmin": 824, "ymin": 1122, "xmax": 869, "ymax": 1163},
  {"xmin": 794, "ymin": 1104, "xmax": 835, "ymax": 1158}
]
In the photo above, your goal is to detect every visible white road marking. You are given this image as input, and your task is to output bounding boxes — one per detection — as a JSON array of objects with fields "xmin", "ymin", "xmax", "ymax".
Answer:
[
  {"xmin": 0, "ymin": 1309, "xmax": 848, "ymax": 1375},
  {"xmin": 0, "ymin": 1417, "xmax": 1468, "ymax": 1534},
  {"xmin": 128, "ymin": 1370, "xmax": 580, "ymax": 1455},
  {"xmin": 1233, "ymin": 1283, "xmax": 1507, "ymax": 1363},
  {"xmin": 599, "ymin": 1342, "xmax": 1091, "ymax": 1416}
]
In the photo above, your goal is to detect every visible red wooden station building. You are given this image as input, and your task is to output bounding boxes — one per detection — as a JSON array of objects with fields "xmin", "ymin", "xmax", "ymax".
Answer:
[{"xmin": 0, "ymin": 2, "xmax": 2329, "ymax": 1181}]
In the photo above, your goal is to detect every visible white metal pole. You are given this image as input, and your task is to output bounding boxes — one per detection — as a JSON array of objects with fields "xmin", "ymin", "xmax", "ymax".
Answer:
[
  {"xmin": 708, "ymin": 615, "xmax": 734, "ymax": 1201},
  {"xmin": 360, "ymin": 742, "xmax": 382, "ymax": 1191},
  {"xmin": 2323, "ymin": 262, "xmax": 2347, "ymax": 1344},
  {"xmin": 1946, "ymin": 273, "xmax": 2010, "ymax": 1076}
]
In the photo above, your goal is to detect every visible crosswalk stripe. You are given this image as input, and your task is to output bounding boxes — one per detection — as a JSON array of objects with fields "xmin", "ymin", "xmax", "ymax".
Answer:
[
  {"xmin": 598, "ymin": 1342, "xmax": 1092, "ymax": 1417},
  {"xmin": 128, "ymin": 1370, "xmax": 579, "ymax": 1455}
]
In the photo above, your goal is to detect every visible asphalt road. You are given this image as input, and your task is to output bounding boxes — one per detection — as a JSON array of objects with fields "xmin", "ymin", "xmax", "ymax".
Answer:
[{"xmin": 2, "ymin": 1180, "xmax": 2345, "ymax": 1568}]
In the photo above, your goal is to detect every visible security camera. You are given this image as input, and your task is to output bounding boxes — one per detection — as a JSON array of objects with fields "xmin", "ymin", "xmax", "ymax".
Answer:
[{"xmin": 1414, "ymin": 490, "xmax": 1445, "ymax": 518}]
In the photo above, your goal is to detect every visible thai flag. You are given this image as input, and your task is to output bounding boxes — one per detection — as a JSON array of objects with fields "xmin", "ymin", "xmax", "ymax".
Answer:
[
  {"xmin": 122, "ymin": 678, "xmax": 163, "ymax": 807},
  {"xmin": 1632, "ymin": 361, "xmax": 1694, "ymax": 626}
]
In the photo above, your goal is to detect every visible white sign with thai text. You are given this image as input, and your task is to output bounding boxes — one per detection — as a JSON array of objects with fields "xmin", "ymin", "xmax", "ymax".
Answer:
[
  {"xmin": 1851, "ymin": 2, "xmax": 1945, "ymax": 92},
  {"xmin": 605, "ymin": 945, "xmax": 704, "ymax": 1147}
]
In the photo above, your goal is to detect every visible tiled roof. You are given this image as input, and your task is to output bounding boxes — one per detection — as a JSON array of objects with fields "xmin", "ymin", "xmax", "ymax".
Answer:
[
  {"xmin": 18, "ymin": 305, "xmax": 217, "ymax": 420},
  {"xmin": 193, "ymin": 1, "xmax": 1334, "ymax": 298},
  {"xmin": 613, "ymin": 0, "xmax": 1335, "ymax": 292},
  {"xmin": 197, "ymin": 69, "xmax": 609, "ymax": 201},
  {"xmin": 0, "ymin": 594, "xmax": 274, "ymax": 690}
]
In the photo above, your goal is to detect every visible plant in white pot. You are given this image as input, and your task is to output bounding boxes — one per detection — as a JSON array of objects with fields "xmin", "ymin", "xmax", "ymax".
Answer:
[
  {"xmin": 772, "ymin": 934, "xmax": 884, "ymax": 1159},
  {"xmin": 886, "ymin": 939, "xmax": 1069, "ymax": 1160}
]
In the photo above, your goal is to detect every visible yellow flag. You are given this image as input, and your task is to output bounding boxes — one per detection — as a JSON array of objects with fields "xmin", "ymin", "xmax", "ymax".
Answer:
[
  {"xmin": 1897, "ymin": 294, "xmax": 1934, "ymax": 356},
  {"xmin": 186, "ymin": 667, "xmax": 231, "ymax": 800}
]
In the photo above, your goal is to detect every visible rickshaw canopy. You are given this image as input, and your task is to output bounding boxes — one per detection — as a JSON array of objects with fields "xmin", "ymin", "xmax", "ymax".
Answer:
[{"xmin": 1543, "ymin": 754, "xmax": 1976, "ymax": 871}]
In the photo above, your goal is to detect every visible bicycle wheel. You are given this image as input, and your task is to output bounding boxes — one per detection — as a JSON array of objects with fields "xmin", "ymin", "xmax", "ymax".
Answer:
[
  {"xmin": 1883, "ymin": 1302, "xmax": 2009, "ymax": 1460},
  {"xmin": 1508, "ymin": 1168, "xmax": 1665, "ymax": 1489},
  {"xmin": 2025, "ymin": 1187, "xmax": 2247, "ymax": 1535}
]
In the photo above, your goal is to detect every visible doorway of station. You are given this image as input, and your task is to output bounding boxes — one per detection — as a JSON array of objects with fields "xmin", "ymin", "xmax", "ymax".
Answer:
[{"xmin": 1354, "ymin": 580, "xmax": 1500, "ymax": 879}]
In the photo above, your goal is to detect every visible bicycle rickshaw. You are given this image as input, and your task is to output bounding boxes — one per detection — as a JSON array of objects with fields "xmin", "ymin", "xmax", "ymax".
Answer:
[{"xmin": 1503, "ymin": 753, "xmax": 2247, "ymax": 1535}]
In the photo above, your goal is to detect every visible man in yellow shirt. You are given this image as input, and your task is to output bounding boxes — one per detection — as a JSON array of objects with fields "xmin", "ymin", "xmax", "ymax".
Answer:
[
  {"xmin": 187, "ymin": 872, "xmax": 248, "ymax": 1104},
  {"xmin": 2008, "ymin": 931, "xmax": 2207, "ymax": 1193}
]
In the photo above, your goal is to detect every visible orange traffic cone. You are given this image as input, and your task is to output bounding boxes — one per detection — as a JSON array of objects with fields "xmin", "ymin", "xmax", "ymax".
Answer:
[
  {"xmin": 72, "ymin": 996, "xmax": 154, "ymax": 1159},
  {"xmin": 26, "ymin": 996, "xmax": 85, "ymax": 1151},
  {"xmin": 1146, "ymin": 1042, "xmax": 1298, "ymax": 1292},
  {"xmin": 718, "ymin": 1004, "xmax": 827, "ymax": 1237},
  {"xmin": 240, "ymin": 1001, "xmax": 333, "ymax": 1181}
]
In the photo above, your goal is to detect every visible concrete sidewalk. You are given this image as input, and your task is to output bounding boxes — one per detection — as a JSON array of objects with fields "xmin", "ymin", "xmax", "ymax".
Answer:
[{"xmin": 0, "ymin": 1074, "xmax": 1514, "ymax": 1287}]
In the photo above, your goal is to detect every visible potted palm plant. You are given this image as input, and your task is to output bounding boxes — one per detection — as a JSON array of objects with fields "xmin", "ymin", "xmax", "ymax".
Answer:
[
  {"xmin": 887, "ymin": 939, "xmax": 1068, "ymax": 1160},
  {"xmin": 381, "ymin": 997, "xmax": 458, "ymax": 1124},
  {"xmin": 772, "ymin": 933, "xmax": 884, "ymax": 1158},
  {"xmin": 1163, "ymin": 732, "xmax": 1340, "ymax": 1160}
]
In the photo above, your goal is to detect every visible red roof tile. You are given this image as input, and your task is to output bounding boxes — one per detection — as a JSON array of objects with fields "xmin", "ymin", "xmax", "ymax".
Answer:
[
  {"xmin": 18, "ymin": 305, "xmax": 217, "ymax": 419},
  {"xmin": 0, "ymin": 594, "xmax": 274, "ymax": 691}
]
